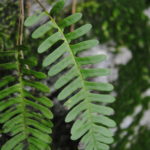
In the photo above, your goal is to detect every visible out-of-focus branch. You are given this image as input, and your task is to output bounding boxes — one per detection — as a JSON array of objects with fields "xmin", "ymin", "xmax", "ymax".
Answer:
[
  {"xmin": 20, "ymin": 0, "xmax": 24, "ymax": 46},
  {"xmin": 34, "ymin": 0, "xmax": 48, "ymax": 13},
  {"xmin": 34, "ymin": 0, "xmax": 53, "ymax": 20},
  {"xmin": 26, "ymin": 0, "xmax": 31, "ymax": 16},
  {"xmin": 70, "ymin": 0, "xmax": 77, "ymax": 32},
  {"xmin": 17, "ymin": 0, "xmax": 30, "ymax": 69},
  {"xmin": 17, "ymin": 0, "xmax": 25, "ymax": 59},
  {"xmin": 17, "ymin": 0, "xmax": 24, "ymax": 46}
]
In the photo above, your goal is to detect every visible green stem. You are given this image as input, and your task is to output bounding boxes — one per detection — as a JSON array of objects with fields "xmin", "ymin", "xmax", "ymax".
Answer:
[
  {"xmin": 16, "ymin": 50, "xmax": 29, "ymax": 141},
  {"xmin": 17, "ymin": 0, "xmax": 29, "ymax": 146},
  {"xmin": 34, "ymin": 0, "xmax": 49, "ymax": 14}
]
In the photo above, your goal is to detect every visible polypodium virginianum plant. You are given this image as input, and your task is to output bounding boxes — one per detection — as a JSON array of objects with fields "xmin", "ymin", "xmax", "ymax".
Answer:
[
  {"xmin": 24, "ymin": 0, "xmax": 116, "ymax": 150},
  {"xmin": 0, "ymin": 50, "xmax": 53, "ymax": 150}
]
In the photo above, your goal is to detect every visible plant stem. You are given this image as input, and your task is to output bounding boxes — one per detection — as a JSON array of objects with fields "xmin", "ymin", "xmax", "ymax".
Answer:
[
  {"xmin": 70, "ymin": 0, "xmax": 77, "ymax": 32},
  {"xmin": 34, "ymin": 0, "xmax": 53, "ymax": 20},
  {"xmin": 17, "ymin": 0, "xmax": 25, "ymax": 59},
  {"xmin": 34, "ymin": 0, "xmax": 48, "ymax": 13},
  {"xmin": 26, "ymin": 0, "xmax": 31, "ymax": 16}
]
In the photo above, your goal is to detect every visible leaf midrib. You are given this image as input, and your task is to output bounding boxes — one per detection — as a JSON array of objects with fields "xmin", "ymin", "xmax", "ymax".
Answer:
[{"xmin": 16, "ymin": 50, "xmax": 29, "ymax": 144}]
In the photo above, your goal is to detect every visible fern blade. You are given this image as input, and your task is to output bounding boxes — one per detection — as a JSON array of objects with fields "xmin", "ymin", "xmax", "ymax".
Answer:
[
  {"xmin": 65, "ymin": 24, "xmax": 92, "ymax": 41},
  {"xmin": 81, "ymin": 68, "xmax": 111, "ymax": 78},
  {"xmin": 58, "ymin": 78, "xmax": 82, "ymax": 100},
  {"xmin": 1, "ymin": 133, "xmax": 26, "ymax": 150},
  {"xmin": 48, "ymin": 56, "xmax": 73, "ymax": 76},
  {"xmin": 24, "ymin": 12, "xmax": 46, "ymax": 27},
  {"xmin": 76, "ymin": 55, "xmax": 107, "ymax": 65},
  {"xmin": 38, "ymin": 32, "xmax": 62, "ymax": 53},
  {"xmin": 54, "ymin": 66, "xmax": 78, "ymax": 89},
  {"xmin": 43, "ymin": 42, "xmax": 68, "ymax": 67},
  {"xmin": 71, "ymin": 40, "xmax": 99, "ymax": 55},
  {"xmin": 32, "ymin": 21, "xmax": 54, "ymax": 39},
  {"xmin": 59, "ymin": 13, "xmax": 82, "ymax": 28}
]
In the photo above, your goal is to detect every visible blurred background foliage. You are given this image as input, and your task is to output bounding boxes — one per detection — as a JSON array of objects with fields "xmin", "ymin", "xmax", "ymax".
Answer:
[
  {"xmin": 0, "ymin": 0, "xmax": 18, "ymax": 50},
  {"xmin": 0, "ymin": 0, "xmax": 150, "ymax": 150}
]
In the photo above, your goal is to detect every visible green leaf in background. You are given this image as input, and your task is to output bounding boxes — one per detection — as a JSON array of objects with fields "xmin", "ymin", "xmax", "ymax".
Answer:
[
  {"xmin": 50, "ymin": 0, "xmax": 65, "ymax": 16},
  {"xmin": 0, "ymin": 50, "xmax": 53, "ymax": 149}
]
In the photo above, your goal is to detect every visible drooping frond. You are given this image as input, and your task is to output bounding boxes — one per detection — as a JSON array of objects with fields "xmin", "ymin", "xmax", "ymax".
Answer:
[
  {"xmin": 25, "ymin": 1, "xmax": 116, "ymax": 149},
  {"xmin": 0, "ymin": 51, "xmax": 53, "ymax": 150}
]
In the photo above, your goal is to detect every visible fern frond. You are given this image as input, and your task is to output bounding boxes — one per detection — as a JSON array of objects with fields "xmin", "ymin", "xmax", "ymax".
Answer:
[
  {"xmin": 25, "ymin": 2, "xmax": 116, "ymax": 149},
  {"xmin": 0, "ymin": 51, "xmax": 53, "ymax": 150}
]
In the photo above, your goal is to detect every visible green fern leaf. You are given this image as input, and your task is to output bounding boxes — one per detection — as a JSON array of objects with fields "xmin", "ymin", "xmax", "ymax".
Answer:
[
  {"xmin": 65, "ymin": 24, "xmax": 92, "ymax": 41},
  {"xmin": 0, "ymin": 51, "xmax": 53, "ymax": 149},
  {"xmin": 24, "ymin": 12, "xmax": 46, "ymax": 27},
  {"xmin": 1, "ymin": 133, "xmax": 26, "ymax": 150},
  {"xmin": 81, "ymin": 68, "xmax": 111, "ymax": 78},
  {"xmin": 22, "ymin": 68, "xmax": 47, "ymax": 79},
  {"xmin": 59, "ymin": 13, "xmax": 82, "ymax": 28},
  {"xmin": 25, "ymin": 8, "xmax": 116, "ymax": 150},
  {"xmin": 0, "ymin": 76, "xmax": 16, "ymax": 88},
  {"xmin": 38, "ymin": 32, "xmax": 62, "ymax": 53},
  {"xmin": 43, "ymin": 42, "xmax": 67, "ymax": 67},
  {"xmin": 0, "ymin": 62, "xmax": 17, "ymax": 70},
  {"xmin": 71, "ymin": 39, "xmax": 99, "ymax": 54},
  {"xmin": 32, "ymin": 21, "xmax": 54, "ymax": 39}
]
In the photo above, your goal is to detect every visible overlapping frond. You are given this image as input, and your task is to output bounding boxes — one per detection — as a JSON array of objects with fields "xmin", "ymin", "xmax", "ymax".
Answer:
[
  {"xmin": 0, "ymin": 51, "xmax": 53, "ymax": 150},
  {"xmin": 25, "ymin": 1, "xmax": 116, "ymax": 149}
]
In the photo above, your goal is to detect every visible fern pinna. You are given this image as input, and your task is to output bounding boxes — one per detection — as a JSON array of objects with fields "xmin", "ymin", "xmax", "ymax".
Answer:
[
  {"xmin": 0, "ymin": 50, "xmax": 53, "ymax": 150},
  {"xmin": 25, "ymin": 0, "xmax": 116, "ymax": 150}
]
